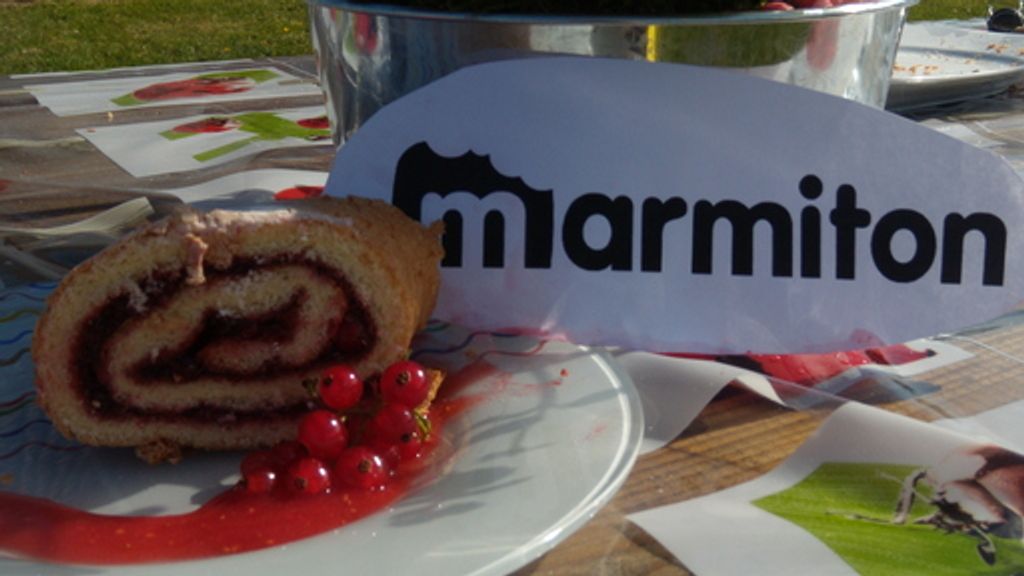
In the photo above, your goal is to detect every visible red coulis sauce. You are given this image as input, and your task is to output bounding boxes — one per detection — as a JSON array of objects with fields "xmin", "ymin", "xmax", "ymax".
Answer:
[{"xmin": 0, "ymin": 364, "xmax": 493, "ymax": 566}]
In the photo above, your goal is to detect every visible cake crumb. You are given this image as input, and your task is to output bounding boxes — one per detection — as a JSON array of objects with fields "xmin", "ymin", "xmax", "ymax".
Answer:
[
  {"xmin": 184, "ymin": 234, "xmax": 209, "ymax": 286},
  {"xmin": 136, "ymin": 439, "xmax": 184, "ymax": 464},
  {"xmin": 124, "ymin": 280, "xmax": 149, "ymax": 312}
]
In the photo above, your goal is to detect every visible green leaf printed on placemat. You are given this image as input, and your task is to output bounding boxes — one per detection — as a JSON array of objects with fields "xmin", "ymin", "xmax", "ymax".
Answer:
[
  {"xmin": 111, "ymin": 92, "xmax": 146, "ymax": 107},
  {"xmin": 188, "ymin": 112, "xmax": 329, "ymax": 162},
  {"xmin": 196, "ymin": 69, "xmax": 280, "ymax": 83}
]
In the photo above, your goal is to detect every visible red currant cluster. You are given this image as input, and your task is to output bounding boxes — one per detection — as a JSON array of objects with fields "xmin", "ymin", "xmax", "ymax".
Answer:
[{"xmin": 239, "ymin": 360, "xmax": 434, "ymax": 495}]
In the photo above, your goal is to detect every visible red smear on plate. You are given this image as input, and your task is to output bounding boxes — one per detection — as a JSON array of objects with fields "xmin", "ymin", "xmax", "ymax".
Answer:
[{"xmin": 0, "ymin": 365, "xmax": 493, "ymax": 566}]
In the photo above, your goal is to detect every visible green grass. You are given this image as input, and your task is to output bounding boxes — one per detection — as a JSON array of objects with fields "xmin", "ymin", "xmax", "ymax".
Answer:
[
  {"xmin": 0, "ymin": 0, "xmax": 312, "ymax": 75},
  {"xmin": 0, "ymin": 0, "xmax": 1002, "ymax": 74},
  {"xmin": 907, "ymin": 0, "xmax": 989, "ymax": 22}
]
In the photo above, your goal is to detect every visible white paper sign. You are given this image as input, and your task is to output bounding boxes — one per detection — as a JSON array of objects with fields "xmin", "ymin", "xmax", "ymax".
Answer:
[{"xmin": 325, "ymin": 57, "xmax": 1024, "ymax": 354}]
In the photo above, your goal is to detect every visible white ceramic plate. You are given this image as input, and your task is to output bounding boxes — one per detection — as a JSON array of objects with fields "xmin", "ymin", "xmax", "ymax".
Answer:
[
  {"xmin": 887, "ymin": 19, "xmax": 1024, "ymax": 111},
  {"xmin": 0, "ymin": 284, "xmax": 643, "ymax": 576}
]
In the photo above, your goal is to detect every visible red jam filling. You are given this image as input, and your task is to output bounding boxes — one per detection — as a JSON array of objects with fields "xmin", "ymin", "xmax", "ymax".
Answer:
[
  {"xmin": 74, "ymin": 258, "xmax": 376, "ymax": 421},
  {"xmin": 133, "ymin": 292, "xmax": 307, "ymax": 383}
]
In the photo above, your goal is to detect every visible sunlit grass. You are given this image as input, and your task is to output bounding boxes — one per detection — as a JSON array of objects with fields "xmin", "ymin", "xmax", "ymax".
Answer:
[
  {"xmin": 907, "ymin": 0, "xmax": 989, "ymax": 22},
  {"xmin": 0, "ymin": 0, "xmax": 312, "ymax": 75}
]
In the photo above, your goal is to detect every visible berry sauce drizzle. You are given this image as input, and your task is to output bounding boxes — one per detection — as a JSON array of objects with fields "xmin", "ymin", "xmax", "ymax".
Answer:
[{"xmin": 0, "ymin": 364, "xmax": 493, "ymax": 566}]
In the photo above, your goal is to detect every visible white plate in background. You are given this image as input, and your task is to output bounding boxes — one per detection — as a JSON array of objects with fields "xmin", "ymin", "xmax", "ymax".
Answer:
[{"xmin": 887, "ymin": 19, "xmax": 1024, "ymax": 111}]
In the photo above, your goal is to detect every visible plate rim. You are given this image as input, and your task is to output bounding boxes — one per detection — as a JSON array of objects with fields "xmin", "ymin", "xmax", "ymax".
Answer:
[
  {"xmin": 467, "ymin": 343, "xmax": 645, "ymax": 576},
  {"xmin": 887, "ymin": 19, "xmax": 1024, "ymax": 109}
]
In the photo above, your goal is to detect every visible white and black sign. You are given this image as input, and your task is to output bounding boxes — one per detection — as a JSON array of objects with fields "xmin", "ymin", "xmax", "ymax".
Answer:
[{"xmin": 326, "ymin": 57, "xmax": 1024, "ymax": 353}]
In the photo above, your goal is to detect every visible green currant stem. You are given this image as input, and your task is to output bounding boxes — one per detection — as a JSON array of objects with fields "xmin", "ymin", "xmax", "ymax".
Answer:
[{"xmin": 413, "ymin": 411, "xmax": 432, "ymax": 438}]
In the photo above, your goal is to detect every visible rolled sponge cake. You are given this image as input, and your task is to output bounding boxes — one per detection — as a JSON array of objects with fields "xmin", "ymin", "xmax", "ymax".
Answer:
[{"xmin": 32, "ymin": 196, "xmax": 443, "ymax": 461}]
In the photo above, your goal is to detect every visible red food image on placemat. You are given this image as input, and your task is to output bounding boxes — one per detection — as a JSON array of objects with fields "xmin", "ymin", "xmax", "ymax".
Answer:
[
  {"xmin": 170, "ymin": 117, "xmax": 242, "ymax": 134},
  {"xmin": 274, "ymin": 185, "xmax": 325, "ymax": 200},
  {"xmin": 133, "ymin": 76, "xmax": 256, "ymax": 102},
  {"xmin": 296, "ymin": 116, "xmax": 330, "ymax": 130}
]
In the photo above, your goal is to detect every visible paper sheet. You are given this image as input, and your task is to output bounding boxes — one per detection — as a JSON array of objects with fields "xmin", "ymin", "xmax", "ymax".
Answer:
[
  {"xmin": 26, "ymin": 67, "xmax": 320, "ymax": 116},
  {"xmin": 78, "ymin": 106, "xmax": 330, "ymax": 177}
]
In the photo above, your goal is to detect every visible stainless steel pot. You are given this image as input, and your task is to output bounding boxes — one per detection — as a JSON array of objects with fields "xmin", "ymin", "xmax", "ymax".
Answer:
[{"xmin": 308, "ymin": 1, "xmax": 918, "ymax": 145}]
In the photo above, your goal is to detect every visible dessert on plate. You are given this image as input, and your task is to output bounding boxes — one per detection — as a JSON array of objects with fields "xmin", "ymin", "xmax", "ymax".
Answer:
[{"xmin": 31, "ymin": 196, "xmax": 444, "ymax": 462}]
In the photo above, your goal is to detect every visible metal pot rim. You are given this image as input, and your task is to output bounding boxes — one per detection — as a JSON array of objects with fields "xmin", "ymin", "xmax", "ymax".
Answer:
[{"xmin": 308, "ymin": 0, "xmax": 919, "ymax": 25}]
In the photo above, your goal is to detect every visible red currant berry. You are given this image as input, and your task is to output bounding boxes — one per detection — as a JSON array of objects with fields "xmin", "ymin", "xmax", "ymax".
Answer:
[
  {"xmin": 298, "ymin": 409, "xmax": 349, "ymax": 461},
  {"xmin": 319, "ymin": 364, "xmax": 363, "ymax": 411},
  {"xmin": 287, "ymin": 456, "xmax": 332, "ymax": 494},
  {"xmin": 270, "ymin": 440, "xmax": 308, "ymax": 470},
  {"xmin": 374, "ymin": 444, "xmax": 402, "ymax": 471},
  {"xmin": 379, "ymin": 360, "xmax": 430, "ymax": 408},
  {"xmin": 371, "ymin": 427, "xmax": 424, "ymax": 470},
  {"xmin": 396, "ymin": 429, "xmax": 424, "ymax": 460},
  {"xmin": 243, "ymin": 466, "xmax": 277, "ymax": 493},
  {"xmin": 370, "ymin": 403, "xmax": 418, "ymax": 446},
  {"xmin": 333, "ymin": 447, "xmax": 390, "ymax": 490},
  {"xmin": 240, "ymin": 449, "xmax": 276, "ymax": 477}
]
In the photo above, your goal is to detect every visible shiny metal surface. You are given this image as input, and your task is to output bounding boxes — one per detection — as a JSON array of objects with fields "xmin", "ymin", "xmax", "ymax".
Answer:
[{"xmin": 308, "ymin": 1, "xmax": 918, "ymax": 145}]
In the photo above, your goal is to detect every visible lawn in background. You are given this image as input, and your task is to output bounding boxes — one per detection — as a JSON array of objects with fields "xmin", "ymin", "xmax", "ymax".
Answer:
[
  {"xmin": 0, "ymin": 0, "xmax": 1000, "ymax": 74},
  {"xmin": 0, "ymin": 0, "xmax": 311, "ymax": 75},
  {"xmin": 907, "ymin": 0, "xmax": 989, "ymax": 21}
]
